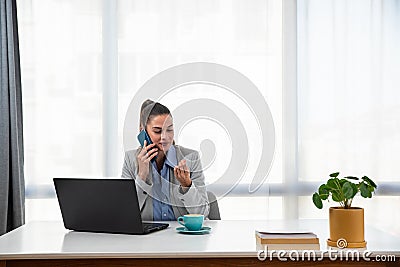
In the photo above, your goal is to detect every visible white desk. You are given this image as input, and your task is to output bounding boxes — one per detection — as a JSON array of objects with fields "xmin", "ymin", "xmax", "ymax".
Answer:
[{"xmin": 0, "ymin": 220, "xmax": 399, "ymax": 267}]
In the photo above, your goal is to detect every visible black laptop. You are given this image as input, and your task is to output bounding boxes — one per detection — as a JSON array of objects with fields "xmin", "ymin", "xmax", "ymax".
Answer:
[{"xmin": 53, "ymin": 178, "xmax": 169, "ymax": 234}]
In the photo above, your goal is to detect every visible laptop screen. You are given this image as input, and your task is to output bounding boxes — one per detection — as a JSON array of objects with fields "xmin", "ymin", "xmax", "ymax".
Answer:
[{"xmin": 54, "ymin": 178, "xmax": 146, "ymax": 234}]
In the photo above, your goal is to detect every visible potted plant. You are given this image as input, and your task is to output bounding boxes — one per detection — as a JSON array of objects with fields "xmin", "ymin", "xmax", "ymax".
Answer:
[{"xmin": 312, "ymin": 172, "xmax": 377, "ymax": 248}]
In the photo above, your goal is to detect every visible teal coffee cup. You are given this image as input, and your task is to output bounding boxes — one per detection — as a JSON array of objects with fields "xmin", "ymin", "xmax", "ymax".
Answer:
[{"xmin": 177, "ymin": 214, "xmax": 204, "ymax": 231}]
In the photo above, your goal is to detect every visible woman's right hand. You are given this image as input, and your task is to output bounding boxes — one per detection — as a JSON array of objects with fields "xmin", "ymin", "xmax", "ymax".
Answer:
[{"xmin": 137, "ymin": 140, "xmax": 158, "ymax": 181}]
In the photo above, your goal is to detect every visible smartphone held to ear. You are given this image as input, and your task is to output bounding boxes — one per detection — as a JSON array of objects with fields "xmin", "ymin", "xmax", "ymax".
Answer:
[
  {"xmin": 137, "ymin": 130, "xmax": 152, "ymax": 147},
  {"xmin": 137, "ymin": 130, "xmax": 157, "ymax": 162}
]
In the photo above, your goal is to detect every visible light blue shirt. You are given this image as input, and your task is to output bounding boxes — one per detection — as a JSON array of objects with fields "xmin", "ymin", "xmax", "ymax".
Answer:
[{"xmin": 151, "ymin": 146, "xmax": 177, "ymax": 221}]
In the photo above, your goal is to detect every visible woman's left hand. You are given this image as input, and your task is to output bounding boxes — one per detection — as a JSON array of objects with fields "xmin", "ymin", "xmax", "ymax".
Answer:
[{"xmin": 174, "ymin": 159, "xmax": 192, "ymax": 188}]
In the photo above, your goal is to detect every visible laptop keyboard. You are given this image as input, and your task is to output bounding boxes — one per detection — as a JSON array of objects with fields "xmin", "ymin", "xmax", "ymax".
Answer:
[{"xmin": 143, "ymin": 222, "xmax": 168, "ymax": 232}]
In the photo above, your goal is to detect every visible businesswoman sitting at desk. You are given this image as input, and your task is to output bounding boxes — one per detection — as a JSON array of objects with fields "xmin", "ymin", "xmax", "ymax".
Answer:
[{"xmin": 122, "ymin": 100, "xmax": 210, "ymax": 221}]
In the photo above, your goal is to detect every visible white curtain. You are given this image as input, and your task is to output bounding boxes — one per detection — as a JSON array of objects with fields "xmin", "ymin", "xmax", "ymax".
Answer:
[
  {"xmin": 298, "ymin": 0, "xmax": 400, "ymax": 181},
  {"xmin": 298, "ymin": 0, "xmax": 400, "ymax": 234},
  {"xmin": 17, "ymin": 0, "xmax": 103, "ymax": 221}
]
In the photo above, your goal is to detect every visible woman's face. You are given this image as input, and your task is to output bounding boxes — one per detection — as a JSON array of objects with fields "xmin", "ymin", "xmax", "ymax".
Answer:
[{"xmin": 146, "ymin": 114, "xmax": 174, "ymax": 153}]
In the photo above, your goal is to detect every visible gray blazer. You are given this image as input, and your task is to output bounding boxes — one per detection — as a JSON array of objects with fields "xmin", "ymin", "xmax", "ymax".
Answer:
[{"xmin": 122, "ymin": 145, "xmax": 210, "ymax": 221}]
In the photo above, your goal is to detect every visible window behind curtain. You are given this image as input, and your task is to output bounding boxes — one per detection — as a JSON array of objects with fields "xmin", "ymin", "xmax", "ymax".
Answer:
[
  {"xmin": 18, "ymin": 0, "xmax": 283, "ymax": 221},
  {"xmin": 18, "ymin": 0, "xmax": 103, "ymax": 220},
  {"xmin": 298, "ymin": 0, "xmax": 400, "ymax": 235},
  {"xmin": 117, "ymin": 0, "xmax": 283, "ymax": 219}
]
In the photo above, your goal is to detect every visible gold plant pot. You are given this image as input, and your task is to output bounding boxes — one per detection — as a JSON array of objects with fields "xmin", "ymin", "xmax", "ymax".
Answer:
[{"xmin": 327, "ymin": 207, "xmax": 367, "ymax": 248}]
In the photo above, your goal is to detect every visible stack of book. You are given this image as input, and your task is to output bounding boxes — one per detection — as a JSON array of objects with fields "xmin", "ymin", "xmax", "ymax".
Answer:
[{"xmin": 255, "ymin": 230, "xmax": 320, "ymax": 250}]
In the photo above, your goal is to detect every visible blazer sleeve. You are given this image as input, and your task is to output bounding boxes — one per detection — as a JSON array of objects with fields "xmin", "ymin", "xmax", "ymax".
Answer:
[
  {"xmin": 172, "ymin": 150, "xmax": 210, "ymax": 218},
  {"xmin": 121, "ymin": 150, "xmax": 152, "ymax": 210}
]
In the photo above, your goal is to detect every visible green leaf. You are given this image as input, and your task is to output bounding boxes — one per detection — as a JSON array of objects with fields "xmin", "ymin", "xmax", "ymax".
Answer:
[
  {"xmin": 318, "ymin": 185, "xmax": 329, "ymax": 200},
  {"xmin": 360, "ymin": 183, "xmax": 372, "ymax": 198},
  {"xmin": 362, "ymin": 176, "xmax": 377, "ymax": 188},
  {"xmin": 343, "ymin": 182, "xmax": 354, "ymax": 199},
  {"xmin": 313, "ymin": 193, "xmax": 323, "ymax": 209},
  {"xmin": 332, "ymin": 191, "xmax": 342, "ymax": 202},
  {"xmin": 327, "ymin": 178, "xmax": 338, "ymax": 189},
  {"xmin": 339, "ymin": 179, "xmax": 347, "ymax": 187},
  {"xmin": 368, "ymin": 185, "xmax": 375, "ymax": 193},
  {"xmin": 344, "ymin": 176, "xmax": 359, "ymax": 180},
  {"xmin": 350, "ymin": 183, "xmax": 358, "ymax": 198},
  {"xmin": 330, "ymin": 172, "xmax": 340, "ymax": 178}
]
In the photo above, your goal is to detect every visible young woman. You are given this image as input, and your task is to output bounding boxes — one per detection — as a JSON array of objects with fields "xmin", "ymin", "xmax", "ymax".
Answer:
[{"xmin": 122, "ymin": 100, "xmax": 210, "ymax": 221}]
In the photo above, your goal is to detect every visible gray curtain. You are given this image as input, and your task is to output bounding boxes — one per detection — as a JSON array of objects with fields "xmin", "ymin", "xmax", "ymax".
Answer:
[{"xmin": 0, "ymin": 0, "xmax": 25, "ymax": 236}]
